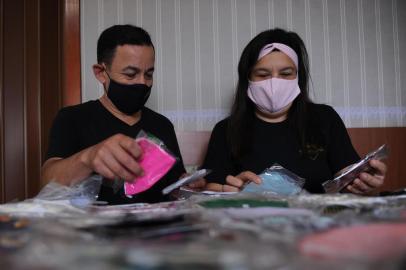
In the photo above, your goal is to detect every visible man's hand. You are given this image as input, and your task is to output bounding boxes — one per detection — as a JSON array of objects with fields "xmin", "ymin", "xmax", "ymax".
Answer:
[{"xmin": 80, "ymin": 134, "xmax": 143, "ymax": 182}]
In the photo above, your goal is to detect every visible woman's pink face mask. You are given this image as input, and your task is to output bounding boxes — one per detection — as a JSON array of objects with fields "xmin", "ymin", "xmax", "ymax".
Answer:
[{"xmin": 247, "ymin": 43, "xmax": 301, "ymax": 114}]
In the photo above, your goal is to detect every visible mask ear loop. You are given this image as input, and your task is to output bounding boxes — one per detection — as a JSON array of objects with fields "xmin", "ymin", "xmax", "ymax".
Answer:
[
  {"xmin": 101, "ymin": 63, "xmax": 112, "ymax": 94},
  {"xmin": 102, "ymin": 64, "xmax": 112, "ymax": 78}
]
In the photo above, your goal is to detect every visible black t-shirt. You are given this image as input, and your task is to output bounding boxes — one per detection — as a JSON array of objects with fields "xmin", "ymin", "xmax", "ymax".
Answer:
[
  {"xmin": 46, "ymin": 100, "xmax": 185, "ymax": 204},
  {"xmin": 202, "ymin": 104, "xmax": 360, "ymax": 193}
]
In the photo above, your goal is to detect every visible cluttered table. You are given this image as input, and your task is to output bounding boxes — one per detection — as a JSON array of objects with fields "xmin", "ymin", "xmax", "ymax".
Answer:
[{"xmin": 1, "ymin": 178, "xmax": 406, "ymax": 270}]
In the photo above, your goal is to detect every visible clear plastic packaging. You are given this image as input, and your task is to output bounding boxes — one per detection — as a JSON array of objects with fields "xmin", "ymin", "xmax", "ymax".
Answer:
[
  {"xmin": 124, "ymin": 130, "xmax": 177, "ymax": 196},
  {"xmin": 0, "ymin": 175, "xmax": 103, "ymax": 217},
  {"xmin": 242, "ymin": 164, "xmax": 305, "ymax": 196},
  {"xmin": 2, "ymin": 189, "xmax": 406, "ymax": 269},
  {"xmin": 162, "ymin": 169, "xmax": 211, "ymax": 195},
  {"xmin": 173, "ymin": 187, "xmax": 238, "ymax": 200},
  {"xmin": 323, "ymin": 144, "xmax": 389, "ymax": 193},
  {"xmin": 36, "ymin": 174, "xmax": 103, "ymax": 207}
]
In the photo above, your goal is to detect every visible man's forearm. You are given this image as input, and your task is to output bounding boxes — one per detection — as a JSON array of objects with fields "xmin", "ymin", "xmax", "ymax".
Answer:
[{"xmin": 40, "ymin": 150, "xmax": 92, "ymax": 187}]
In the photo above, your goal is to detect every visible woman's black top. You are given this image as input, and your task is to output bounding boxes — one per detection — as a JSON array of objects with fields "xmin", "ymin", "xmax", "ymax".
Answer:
[{"xmin": 202, "ymin": 104, "xmax": 359, "ymax": 193}]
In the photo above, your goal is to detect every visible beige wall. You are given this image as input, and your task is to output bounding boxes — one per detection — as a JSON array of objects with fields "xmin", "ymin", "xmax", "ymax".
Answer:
[{"xmin": 81, "ymin": 0, "xmax": 406, "ymax": 130}]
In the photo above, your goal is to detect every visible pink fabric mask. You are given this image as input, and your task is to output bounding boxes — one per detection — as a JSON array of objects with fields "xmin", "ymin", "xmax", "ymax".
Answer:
[
  {"xmin": 248, "ymin": 77, "xmax": 300, "ymax": 114},
  {"xmin": 247, "ymin": 43, "xmax": 301, "ymax": 113},
  {"xmin": 124, "ymin": 137, "xmax": 176, "ymax": 196}
]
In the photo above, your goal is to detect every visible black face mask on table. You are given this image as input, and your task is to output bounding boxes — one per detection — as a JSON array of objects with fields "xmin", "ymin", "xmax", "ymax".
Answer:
[{"xmin": 105, "ymin": 73, "xmax": 151, "ymax": 115}]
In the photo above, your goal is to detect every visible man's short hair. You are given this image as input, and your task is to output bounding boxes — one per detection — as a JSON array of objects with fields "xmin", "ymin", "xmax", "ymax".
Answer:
[{"xmin": 97, "ymin": 24, "xmax": 154, "ymax": 66}]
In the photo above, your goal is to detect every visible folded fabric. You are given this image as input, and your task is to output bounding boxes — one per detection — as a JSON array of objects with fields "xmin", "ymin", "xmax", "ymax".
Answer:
[
  {"xmin": 124, "ymin": 138, "xmax": 176, "ymax": 196},
  {"xmin": 299, "ymin": 223, "xmax": 406, "ymax": 260},
  {"xmin": 242, "ymin": 164, "xmax": 304, "ymax": 196}
]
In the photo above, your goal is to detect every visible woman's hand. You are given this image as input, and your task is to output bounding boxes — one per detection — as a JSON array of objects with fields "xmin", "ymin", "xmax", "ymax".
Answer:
[
  {"xmin": 186, "ymin": 178, "xmax": 207, "ymax": 191},
  {"xmin": 345, "ymin": 159, "xmax": 387, "ymax": 195},
  {"xmin": 199, "ymin": 171, "xmax": 262, "ymax": 192}
]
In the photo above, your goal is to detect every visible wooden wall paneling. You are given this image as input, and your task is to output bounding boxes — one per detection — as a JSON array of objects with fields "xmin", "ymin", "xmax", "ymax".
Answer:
[
  {"xmin": 0, "ymin": 0, "xmax": 75, "ymax": 203},
  {"xmin": 0, "ymin": 0, "xmax": 4, "ymax": 202},
  {"xmin": 40, "ymin": 0, "xmax": 63, "ymax": 164},
  {"xmin": 25, "ymin": 0, "xmax": 42, "ymax": 198},
  {"xmin": 62, "ymin": 0, "xmax": 81, "ymax": 106},
  {"xmin": 176, "ymin": 131, "xmax": 211, "ymax": 166},
  {"xmin": 348, "ymin": 127, "xmax": 406, "ymax": 192},
  {"xmin": 3, "ymin": 0, "xmax": 25, "ymax": 202}
]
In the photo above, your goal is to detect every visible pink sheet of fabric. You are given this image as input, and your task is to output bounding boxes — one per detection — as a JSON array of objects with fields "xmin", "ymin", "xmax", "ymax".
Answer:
[
  {"xmin": 124, "ymin": 137, "xmax": 176, "ymax": 196},
  {"xmin": 299, "ymin": 223, "xmax": 406, "ymax": 260}
]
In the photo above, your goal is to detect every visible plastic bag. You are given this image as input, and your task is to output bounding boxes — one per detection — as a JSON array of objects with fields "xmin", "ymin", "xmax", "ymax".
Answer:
[
  {"xmin": 124, "ymin": 130, "xmax": 177, "ymax": 196},
  {"xmin": 162, "ymin": 169, "xmax": 211, "ymax": 195},
  {"xmin": 69, "ymin": 175, "xmax": 104, "ymax": 207},
  {"xmin": 323, "ymin": 144, "xmax": 389, "ymax": 193},
  {"xmin": 242, "ymin": 164, "xmax": 305, "ymax": 196},
  {"xmin": 36, "ymin": 174, "xmax": 103, "ymax": 207}
]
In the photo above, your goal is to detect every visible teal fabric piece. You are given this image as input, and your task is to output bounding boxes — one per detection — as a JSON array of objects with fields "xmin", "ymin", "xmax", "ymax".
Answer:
[{"xmin": 242, "ymin": 170, "xmax": 303, "ymax": 196}]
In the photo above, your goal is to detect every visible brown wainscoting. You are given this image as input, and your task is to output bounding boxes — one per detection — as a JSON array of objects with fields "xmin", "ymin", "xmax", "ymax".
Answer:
[
  {"xmin": 176, "ymin": 131, "xmax": 211, "ymax": 167},
  {"xmin": 177, "ymin": 127, "xmax": 406, "ymax": 192},
  {"xmin": 0, "ymin": 0, "xmax": 4, "ymax": 202},
  {"xmin": 0, "ymin": 0, "xmax": 81, "ymax": 203},
  {"xmin": 347, "ymin": 127, "xmax": 406, "ymax": 192},
  {"xmin": 61, "ymin": 0, "xmax": 81, "ymax": 107},
  {"xmin": 2, "ymin": 0, "xmax": 27, "ymax": 202},
  {"xmin": 25, "ymin": 0, "xmax": 42, "ymax": 198},
  {"xmin": 40, "ymin": 0, "xmax": 64, "ymax": 164}
]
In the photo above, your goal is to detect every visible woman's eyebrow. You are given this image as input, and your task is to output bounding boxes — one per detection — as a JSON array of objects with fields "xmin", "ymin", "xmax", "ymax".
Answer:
[
  {"xmin": 279, "ymin": 67, "xmax": 295, "ymax": 71},
  {"xmin": 252, "ymin": 67, "xmax": 271, "ymax": 72}
]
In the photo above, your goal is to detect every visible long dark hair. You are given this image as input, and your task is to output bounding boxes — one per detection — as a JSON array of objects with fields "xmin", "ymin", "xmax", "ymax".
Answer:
[{"xmin": 228, "ymin": 28, "xmax": 314, "ymax": 160}]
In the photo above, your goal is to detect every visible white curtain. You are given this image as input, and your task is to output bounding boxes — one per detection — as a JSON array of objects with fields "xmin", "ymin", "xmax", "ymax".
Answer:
[{"xmin": 81, "ymin": 0, "xmax": 406, "ymax": 130}]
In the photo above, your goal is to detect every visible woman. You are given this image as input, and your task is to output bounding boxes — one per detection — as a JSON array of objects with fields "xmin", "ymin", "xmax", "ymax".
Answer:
[{"xmin": 192, "ymin": 28, "xmax": 386, "ymax": 195}]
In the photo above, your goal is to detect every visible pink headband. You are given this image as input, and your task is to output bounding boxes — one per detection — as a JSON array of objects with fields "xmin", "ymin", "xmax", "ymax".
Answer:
[{"xmin": 257, "ymin": 43, "xmax": 298, "ymax": 69}]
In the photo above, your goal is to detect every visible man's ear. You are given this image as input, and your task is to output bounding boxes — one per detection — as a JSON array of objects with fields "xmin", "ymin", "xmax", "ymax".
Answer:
[{"xmin": 93, "ymin": 63, "xmax": 107, "ymax": 84}]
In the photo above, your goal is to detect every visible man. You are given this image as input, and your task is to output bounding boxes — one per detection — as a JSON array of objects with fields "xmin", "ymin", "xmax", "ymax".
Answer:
[{"xmin": 41, "ymin": 24, "xmax": 185, "ymax": 204}]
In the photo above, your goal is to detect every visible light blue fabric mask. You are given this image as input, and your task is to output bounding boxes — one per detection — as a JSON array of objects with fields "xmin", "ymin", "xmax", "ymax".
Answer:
[{"xmin": 242, "ymin": 164, "xmax": 305, "ymax": 196}]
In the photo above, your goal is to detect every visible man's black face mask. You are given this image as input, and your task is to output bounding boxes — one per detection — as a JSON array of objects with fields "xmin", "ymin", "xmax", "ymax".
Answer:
[{"xmin": 104, "ymin": 71, "xmax": 151, "ymax": 115}]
